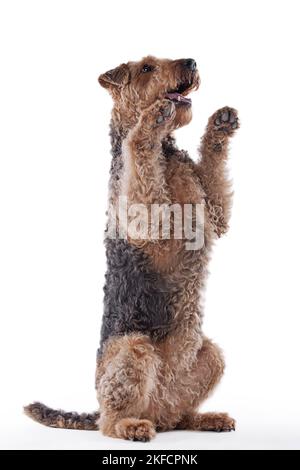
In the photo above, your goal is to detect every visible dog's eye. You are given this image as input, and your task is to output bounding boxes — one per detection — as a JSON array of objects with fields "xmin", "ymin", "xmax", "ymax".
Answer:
[{"xmin": 141, "ymin": 64, "xmax": 154, "ymax": 73}]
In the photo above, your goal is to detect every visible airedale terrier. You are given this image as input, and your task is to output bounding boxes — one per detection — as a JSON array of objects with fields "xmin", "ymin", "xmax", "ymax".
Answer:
[{"xmin": 25, "ymin": 56, "xmax": 239, "ymax": 441}]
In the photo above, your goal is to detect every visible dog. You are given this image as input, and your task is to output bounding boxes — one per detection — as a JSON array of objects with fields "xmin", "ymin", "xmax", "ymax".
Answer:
[{"xmin": 25, "ymin": 56, "xmax": 239, "ymax": 441}]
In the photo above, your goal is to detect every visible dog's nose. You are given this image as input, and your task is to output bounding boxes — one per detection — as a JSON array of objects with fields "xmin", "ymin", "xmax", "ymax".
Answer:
[{"xmin": 184, "ymin": 58, "xmax": 197, "ymax": 71}]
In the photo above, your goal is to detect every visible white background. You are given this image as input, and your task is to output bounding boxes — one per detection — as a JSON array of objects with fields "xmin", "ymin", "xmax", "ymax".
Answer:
[{"xmin": 0, "ymin": 0, "xmax": 300, "ymax": 450}]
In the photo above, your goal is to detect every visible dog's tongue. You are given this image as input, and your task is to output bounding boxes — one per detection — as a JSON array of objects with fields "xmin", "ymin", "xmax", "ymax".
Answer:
[{"xmin": 166, "ymin": 92, "xmax": 191, "ymax": 104}]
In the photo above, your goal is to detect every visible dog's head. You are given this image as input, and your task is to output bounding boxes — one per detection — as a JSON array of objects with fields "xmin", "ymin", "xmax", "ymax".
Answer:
[{"xmin": 99, "ymin": 56, "xmax": 200, "ymax": 130}]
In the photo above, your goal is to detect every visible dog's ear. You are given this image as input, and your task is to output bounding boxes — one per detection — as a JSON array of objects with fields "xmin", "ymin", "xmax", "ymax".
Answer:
[{"xmin": 98, "ymin": 64, "xmax": 130, "ymax": 91}]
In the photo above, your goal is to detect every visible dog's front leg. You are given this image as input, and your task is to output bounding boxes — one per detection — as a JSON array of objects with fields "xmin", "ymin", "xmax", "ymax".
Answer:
[
  {"xmin": 121, "ymin": 99, "xmax": 176, "ymax": 205},
  {"xmin": 196, "ymin": 107, "xmax": 239, "ymax": 237}
]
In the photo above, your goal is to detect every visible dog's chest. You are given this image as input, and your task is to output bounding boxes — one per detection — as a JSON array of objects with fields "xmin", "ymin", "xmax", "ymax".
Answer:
[{"xmin": 165, "ymin": 155, "xmax": 205, "ymax": 205}]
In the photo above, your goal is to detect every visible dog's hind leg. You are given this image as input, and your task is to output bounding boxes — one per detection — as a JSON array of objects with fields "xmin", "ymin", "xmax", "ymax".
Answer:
[
  {"xmin": 177, "ymin": 338, "xmax": 235, "ymax": 432},
  {"xmin": 96, "ymin": 334, "xmax": 160, "ymax": 441},
  {"xmin": 195, "ymin": 107, "xmax": 239, "ymax": 237}
]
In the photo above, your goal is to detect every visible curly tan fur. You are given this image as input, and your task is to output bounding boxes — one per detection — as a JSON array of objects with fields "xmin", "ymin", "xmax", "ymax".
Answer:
[{"xmin": 25, "ymin": 56, "xmax": 239, "ymax": 441}]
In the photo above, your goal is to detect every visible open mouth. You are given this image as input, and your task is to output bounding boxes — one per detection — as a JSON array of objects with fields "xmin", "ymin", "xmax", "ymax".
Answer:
[{"xmin": 165, "ymin": 81, "xmax": 193, "ymax": 106}]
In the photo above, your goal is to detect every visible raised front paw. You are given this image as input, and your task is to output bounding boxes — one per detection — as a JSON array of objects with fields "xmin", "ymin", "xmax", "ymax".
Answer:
[
  {"xmin": 212, "ymin": 106, "xmax": 239, "ymax": 135},
  {"xmin": 141, "ymin": 99, "xmax": 176, "ymax": 130},
  {"xmin": 200, "ymin": 412, "xmax": 236, "ymax": 433}
]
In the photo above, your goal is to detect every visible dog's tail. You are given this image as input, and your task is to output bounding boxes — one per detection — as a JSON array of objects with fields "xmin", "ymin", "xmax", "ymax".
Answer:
[{"xmin": 24, "ymin": 402, "xmax": 99, "ymax": 430}]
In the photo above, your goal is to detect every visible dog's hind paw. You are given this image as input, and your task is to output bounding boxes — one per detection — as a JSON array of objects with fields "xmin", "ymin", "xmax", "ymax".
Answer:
[
  {"xmin": 200, "ymin": 412, "xmax": 236, "ymax": 432},
  {"xmin": 115, "ymin": 418, "xmax": 156, "ymax": 442}
]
